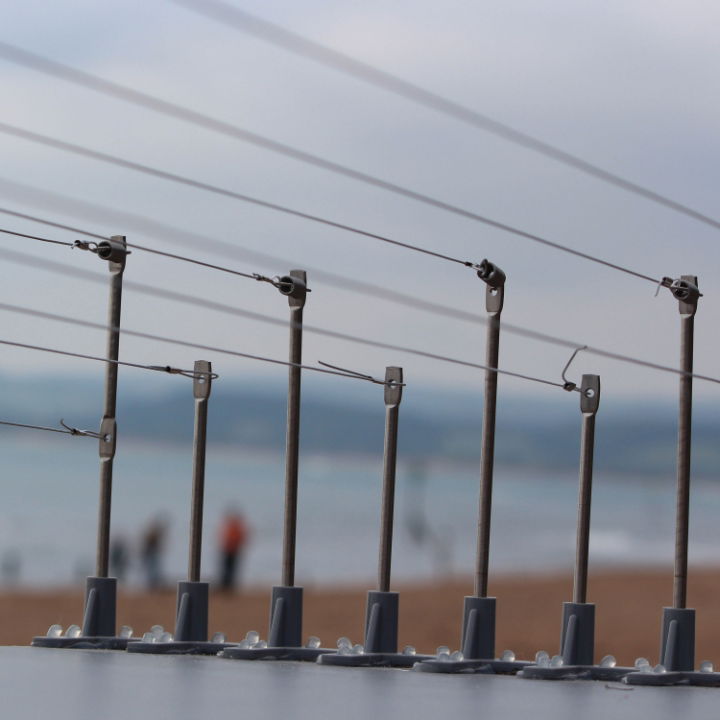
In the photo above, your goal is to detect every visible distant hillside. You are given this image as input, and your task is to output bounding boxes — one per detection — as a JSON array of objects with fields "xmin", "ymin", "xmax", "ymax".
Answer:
[{"xmin": 1, "ymin": 374, "xmax": 718, "ymax": 476}]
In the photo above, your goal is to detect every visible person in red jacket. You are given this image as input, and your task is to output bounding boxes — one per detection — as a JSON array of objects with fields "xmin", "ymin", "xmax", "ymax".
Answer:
[{"xmin": 218, "ymin": 509, "xmax": 250, "ymax": 591}]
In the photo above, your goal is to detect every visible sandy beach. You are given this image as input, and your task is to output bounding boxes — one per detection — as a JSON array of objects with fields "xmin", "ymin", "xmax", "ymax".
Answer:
[{"xmin": 2, "ymin": 567, "xmax": 720, "ymax": 665}]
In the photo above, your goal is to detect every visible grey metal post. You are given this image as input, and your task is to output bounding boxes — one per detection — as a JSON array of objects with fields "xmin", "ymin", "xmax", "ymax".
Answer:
[
  {"xmin": 95, "ymin": 236, "xmax": 127, "ymax": 578},
  {"xmin": 378, "ymin": 367, "xmax": 403, "ymax": 593},
  {"xmin": 188, "ymin": 361, "xmax": 212, "ymax": 583},
  {"xmin": 280, "ymin": 270, "xmax": 307, "ymax": 588},
  {"xmin": 363, "ymin": 367, "xmax": 404, "ymax": 655},
  {"xmin": 655, "ymin": 275, "xmax": 701, "ymax": 672},
  {"xmin": 672, "ymin": 276, "xmax": 699, "ymax": 610},
  {"xmin": 474, "ymin": 260, "xmax": 505, "ymax": 598},
  {"xmin": 461, "ymin": 260, "xmax": 504, "ymax": 660},
  {"xmin": 573, "ymin": 375, "xmax": 600, "ymax": 604}
]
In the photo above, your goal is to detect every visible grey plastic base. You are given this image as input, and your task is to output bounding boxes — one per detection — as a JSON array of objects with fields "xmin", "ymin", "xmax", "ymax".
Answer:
[
  {"xmin": 364, "ymin": 591, "xmax": 398, "ymax": 654},
  {"xmin": 220, "ymin": 646, "xmax": 332, "ymax": 661},
  {"xmin": 414, "ymin": 658, "xmax": 530, "ymax": 674},
  {"xmin": 31, "ymin": 576, "xmax": 129, "ymax": 650},
  {"xmin": 31, "ymin": 636, "xmax": 132, "ymax": 650},
  {"xmin": 460, "ymin": 596, "xmax": 496, "ymax": 660},
  {"xmin": 659, "ymin": 606, "xmax": 695, "ymax": 671},
  {"xmin": 268, "ymin": 585, "xmax": 303, "ymax": 648},
  {"xmin": 175, "ymin": 581, "xmax": 208, "ymax": 642},
  {"xmin": 318, "ymin": 651, "xmax": 433, "ymax": 668},
  {"xmin": 83, "ymin": 576, "xmax": 117, "ymax": 637},
  {"xmin": 520, "ymin": 664, "xmax": 633, "ymax": 681},
  {"xmin": 624, "ymin": 669, "xmax": 720, "ymax": 687},
  {"xmin": 560, "ymin": 602, "xmax": 595, "ymax": 666},
  {"xmin": 128, "ymin": 641, "xmax": 232, "ymax": 656}
]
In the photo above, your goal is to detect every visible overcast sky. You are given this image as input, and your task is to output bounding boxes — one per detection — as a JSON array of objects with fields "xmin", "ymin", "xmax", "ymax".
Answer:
[{"xmin": 1, "ymin": 0, "xmax": 719, "ymax": 411}]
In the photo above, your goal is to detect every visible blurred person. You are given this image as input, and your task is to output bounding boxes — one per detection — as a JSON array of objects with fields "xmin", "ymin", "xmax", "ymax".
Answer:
[
  {"xmin": 218, "ymin": 509, "xmax": 249, "ymax": 591},
  {"xmin": 110, "ymin": 536, "xmax": 130, "ymax": 581},
  {"xmin": 0, "ymin": 548, "xmax": 20, "ymax": 585},
  {"xmin": 140, "ymin": 516, "xmax": 167, "ymax": 590}
]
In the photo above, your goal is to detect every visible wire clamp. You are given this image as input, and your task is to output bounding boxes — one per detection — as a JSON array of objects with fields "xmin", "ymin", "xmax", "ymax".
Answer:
[
  {"xmin": 59, "ymin": 419, "xmax": 107, "ymax": 439},
  {"xmin": 318, "ymin": 361, "xmax": 406, "ymax": 387},
  {"xmin": 148, "ymin": 365, "xmax": 219, "ymax": 380},
  {"xmin": 72, "ymin": 240, "xmax": 99, "ymax": 253}
]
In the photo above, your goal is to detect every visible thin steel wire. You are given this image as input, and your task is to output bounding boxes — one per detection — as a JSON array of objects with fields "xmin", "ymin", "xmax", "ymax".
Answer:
[
  {"xmin": 0, "ymin": 97, "xmax": 662, "ymax": 281},
  {"xmin": 0, "ymin": 201, "xmax": 488, "ymax": 325},
  {"xmin": 0, "ymin": 338, "xmax": 215, "ymax": 379},
  {"xmin": 3, "ymin": 246, "xmax": 718, "ymax": 386},
  {"xmin": 0, "ymin": 227, "xmax": 73, "ymax": 246},
  {"xmin": 0, "ymin": 305, "xmax": 408, "ymax": 386},
  {"xmin": 0, "ymin": 419, "xmax": 94, "ymax": 437},
  {"xmin": 174, "ymin": 0, "xmax": 720, "ymax": 234},
  {"xmin": 0, "ymin": 214, "xmax": 299, "ymax": 289},
  {"xmin": 0, "ymin": 300, "xmax": 564, "ymax": 390},
  {"xmin": 0, "ymin": 206, "xmax": 106, "ymax": 239}
]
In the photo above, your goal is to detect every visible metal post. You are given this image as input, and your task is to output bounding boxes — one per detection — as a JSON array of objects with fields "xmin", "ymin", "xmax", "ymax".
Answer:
[
  {"xmin": 653, "ymin": 275, "xmax": 701, "ymax": 672},
  {"xmin": 280, "ymin": 270, "xmax": 307, "ymax": 588},
  {"xmin": 188, "ymin": 361, "xmax": 212, "ymax": 583},
  {"xmin": 573, "ymin": 375, "xmax": 600, "ymax": 604},
  {"xmin": 95, "ymin": 236, "xmax": 127, "ymax": 578},
  {"xmin": 461, "ymin": 260, "xmax": 504, "ymax": 660},
  {"xmin": 474, "ymin": 260, "xmax": 505, "ymax": 598},
  {"xmin": 671, "ymin": 275, "xmax": 700, "ymax": 609},
  {"xmin": 378, "ymin": 367, "xmax": 403, "ymax": 593}
]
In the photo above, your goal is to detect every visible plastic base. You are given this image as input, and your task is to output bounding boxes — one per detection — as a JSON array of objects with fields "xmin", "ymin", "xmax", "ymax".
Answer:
[
  {"xmin": 659, "ymin": 607, "xmax": 695, "ymax": 671},
  {"xmin": 624, "ymin": 669, "xmax": 720, "ymax": 687},
  {"xmin": 519, "ymin": 664, "xmax": 633, "ymax": 681},
  {"xmin": 219, "ymin": 646, "xmax": 332, "ymax": 661},
  {"xmin": 31, "ymin": 636, "xmax": 132, "ymax": 650},
  {"xmin": 83, "ymin": 577, "xmax": 117, "ymax": 637},
  {"xmin": 31, "ymin": 576, "xmax": 130, "ymax": 650},
  {"xmin": 364, "ymin": 591, "xmax": 398, "ymax": 654},
  {"xmin": 175, "ymin": 581, "xmax": 208, "ymax": 642},
  {"xmin": 128, "ymin": 641, "xmax": 232, "ymax": 656},
  {"xmin": 461, "ymin": 596, "xmax": 496, "ymax": 660},
  {"xmin": 560, "ymin": 602, "xmax": 595, "ymax": 666},
  {"xmin": 268, "ymin": 586, "xmax": 303, "ymax": 648},
  {"xmin": 318, "ymin": 651, "xmax": 433, "ymax": 668},
  {"xmin": 414, "ymin": 658, "xmax": 530, "ymax": 674}
]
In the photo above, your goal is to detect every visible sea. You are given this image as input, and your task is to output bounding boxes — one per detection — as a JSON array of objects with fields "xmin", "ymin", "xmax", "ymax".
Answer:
[{"xmin": 1, "ymin": 433, "xmax": 718, "ymax": 589}]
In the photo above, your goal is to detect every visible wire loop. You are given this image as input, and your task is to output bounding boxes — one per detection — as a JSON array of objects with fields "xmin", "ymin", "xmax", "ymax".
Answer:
[
  {"xmin": 72, "ymin": 239, "xmax": 99, "ymax": 253},
  {"xmin": 317, "ymin": 360, "xmax": 406, "ymax": 386},
  {"xmin": 147, "ymin": 364, "xmax": 220, "ymax": 380},
  {"xmin": 59, "ymin": 418, "xmax": 106, "ymax": 439}
]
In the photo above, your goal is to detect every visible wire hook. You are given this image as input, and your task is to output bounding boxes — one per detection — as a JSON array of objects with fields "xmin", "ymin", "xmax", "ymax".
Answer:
[
  {"xmin": 561, "ymin": 346, "xmax": 588, "ymax": 392},
  {"xmin": 59, "ymin": 418, "xmax": 106, "ymax": 439},
  {"xmin": 654, "ymin": 276, "xmax": 674, "ymax": 298},
  {"xmin": 318, "ymin": 361, "xmax": 405, "ymax": 387},
  {"xmin": 71, "ymin": 239, "xmax": 99, "ymax": 253},
  {"xmin": 147, "ymin": 365, "xmax": 219, "ymax": 380}
]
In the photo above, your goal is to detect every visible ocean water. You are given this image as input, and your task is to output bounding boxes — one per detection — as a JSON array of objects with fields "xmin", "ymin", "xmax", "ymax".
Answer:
[{"xmin": 0, "ymin": 433, "xmax": 718, "ymax": 588}]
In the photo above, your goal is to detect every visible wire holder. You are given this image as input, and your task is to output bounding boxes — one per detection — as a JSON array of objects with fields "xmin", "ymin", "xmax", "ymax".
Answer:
[
  {"xmin": 32, "ymin": 576, "xmax": 136, "ymax": 649},
  {"xmin": 127, "ymin": 581, "xmax": 233, "ymax": 655}
]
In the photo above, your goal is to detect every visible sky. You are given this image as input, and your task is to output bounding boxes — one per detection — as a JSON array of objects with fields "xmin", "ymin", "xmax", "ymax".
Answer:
[{"xmin": 1, "ymin": 0, "xmax": 719, "ymax": 413}]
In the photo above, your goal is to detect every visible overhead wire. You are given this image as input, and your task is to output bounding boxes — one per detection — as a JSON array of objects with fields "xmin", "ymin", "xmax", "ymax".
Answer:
[
  {"xmin": 0, "ymin": 337, "xmax": 217, "ymax": 379},
  {"xmin": 2, "ymin": 246, "xmax": 719, "ymax": 387},
  {"xmin": 173, "ymin": 0, "xmax": 720, "ymax": 235},
  {"xmin": 0, "ymin": 123, "xmax": 476, "ymax": 270},
  {"xmin": 0, "ymin": 419, "xmax": 97, "ymax": 438},
  {"xmin": 0, "ymin": 201, "xmax": 486, "ymax": 325},
  {"xmin": 0, "ymin": 301, "xmax": 565, "ymax": 390},
  {"xmin": 0, "ymin": 52, "xmax": 666, "ymax": 282},
  {"xmin": 0, "ymin": 216, "xmax": 294, "ymax": 289},
  {"xmin": 0, "ymin": 331, "xmax": 393, "ymax": 387},
  {"xmin": 0, "ymin": 226, "xmax": 73, "ymax": 247}
]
